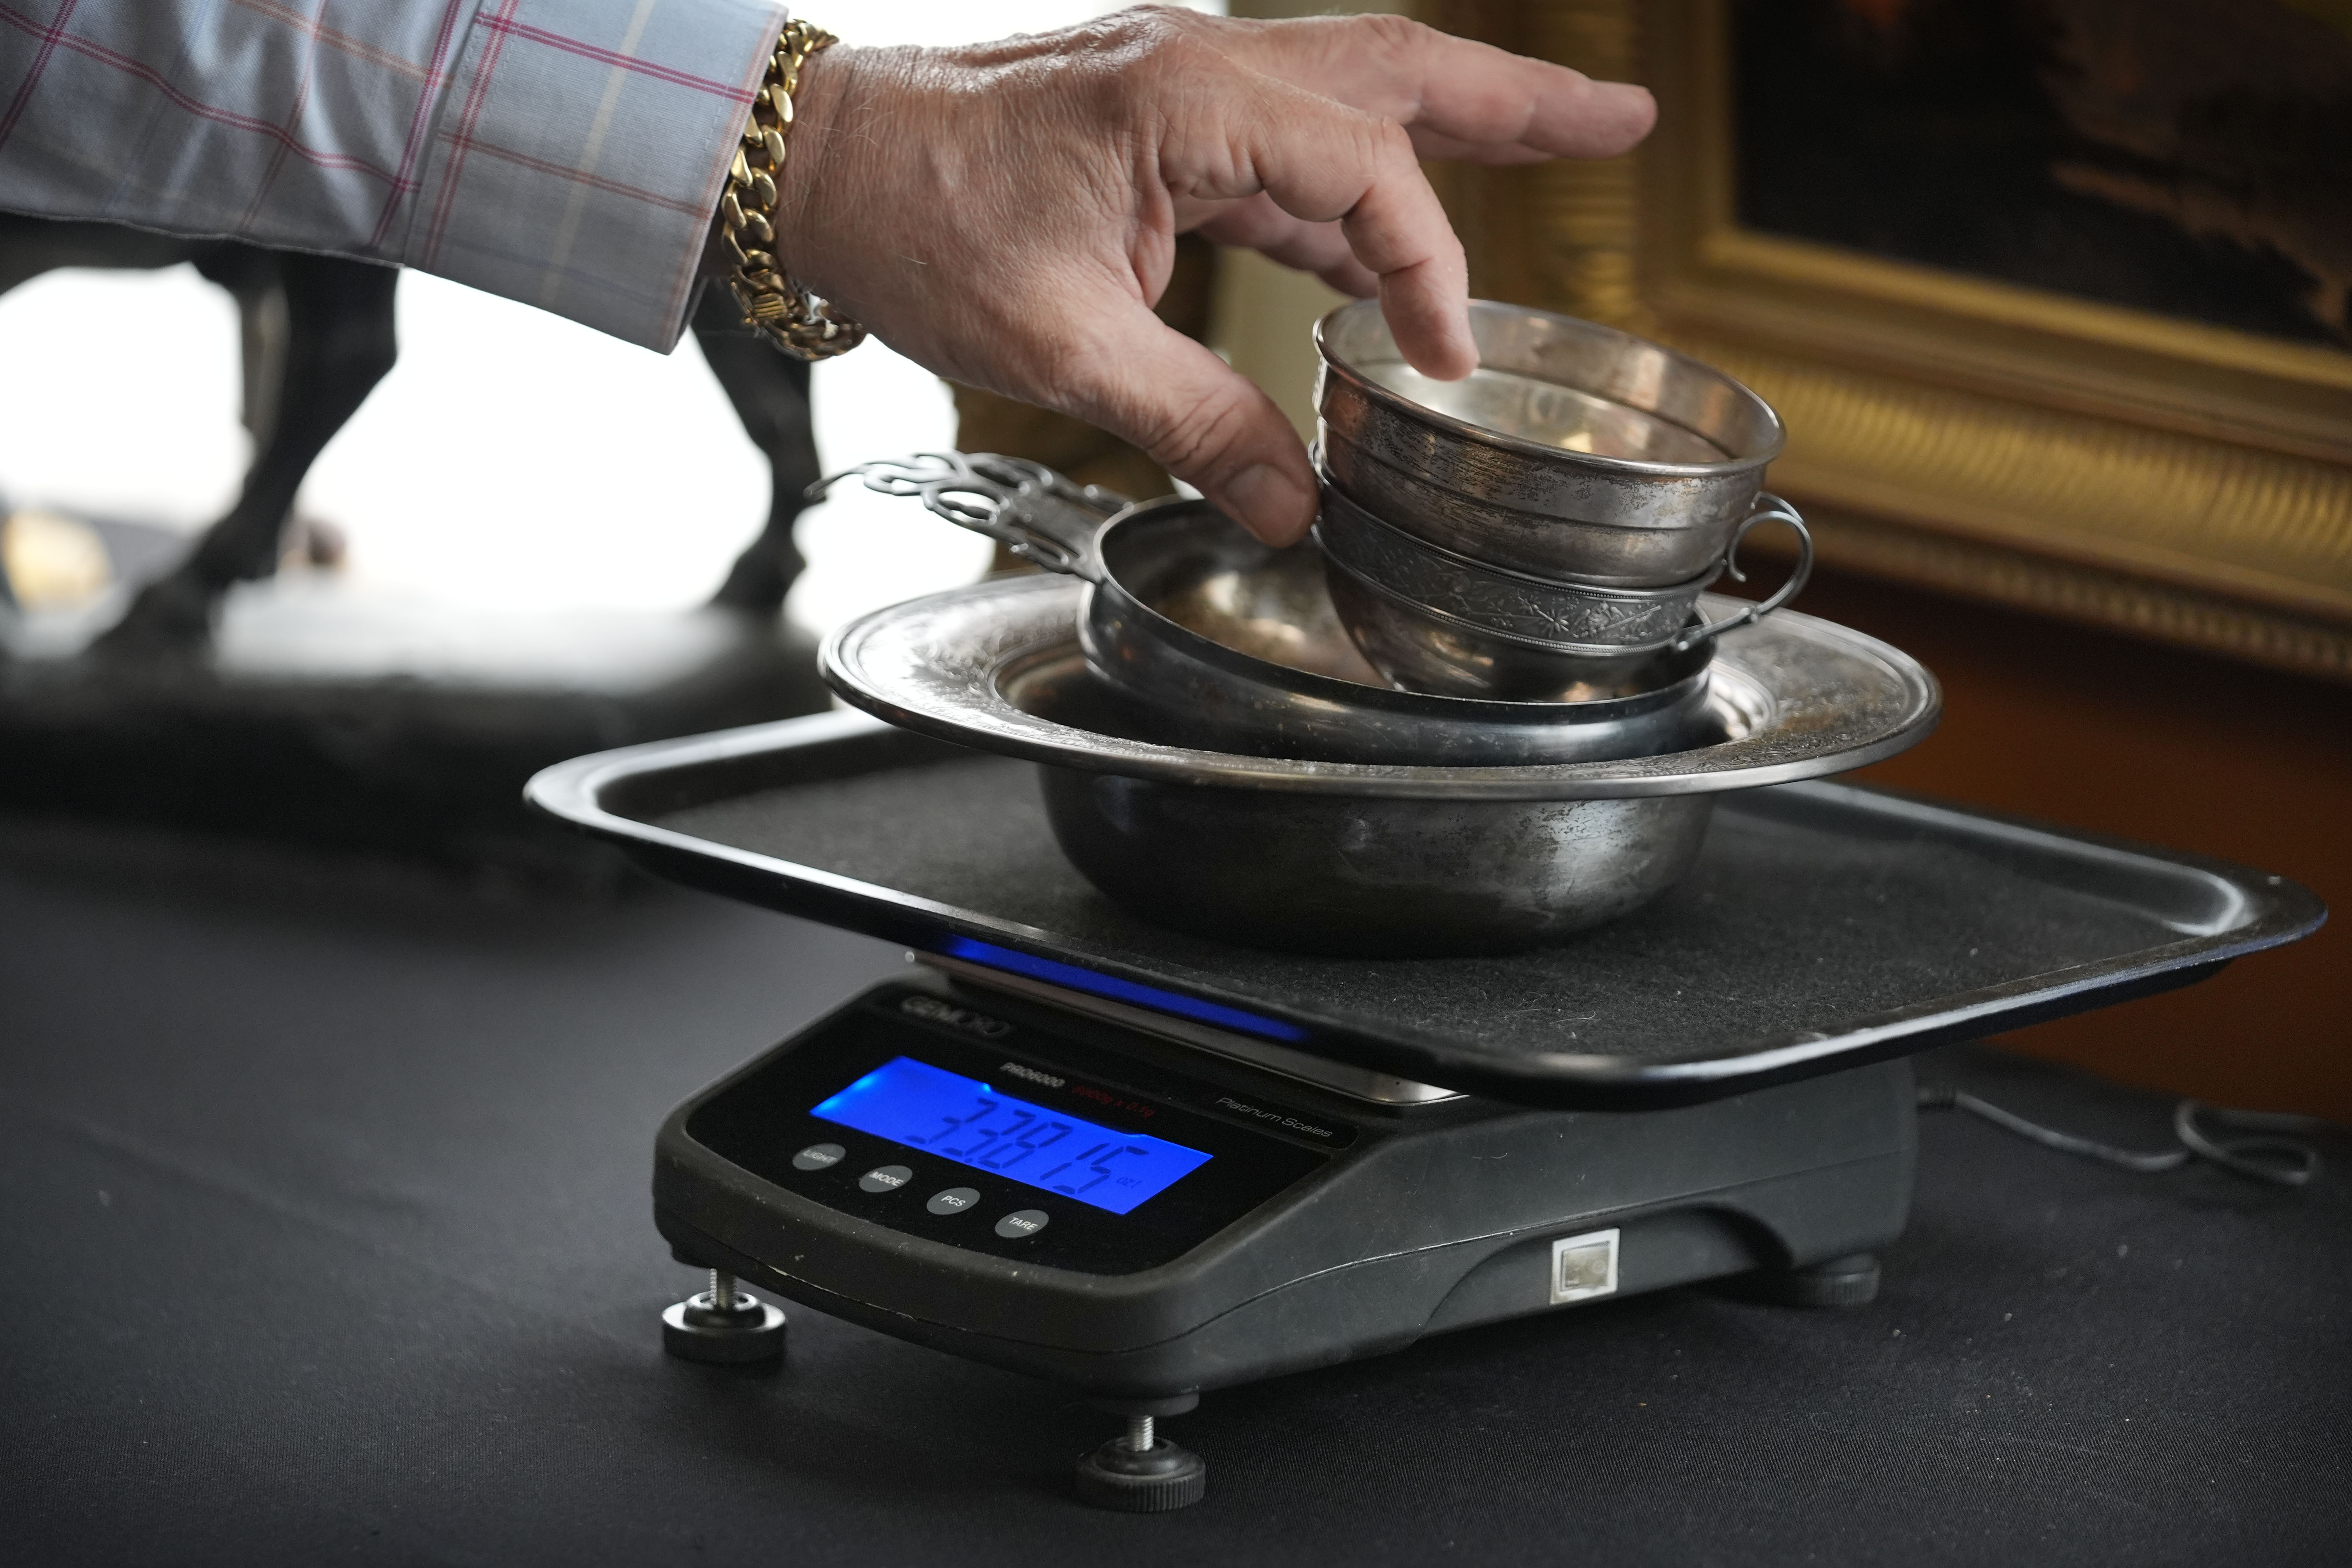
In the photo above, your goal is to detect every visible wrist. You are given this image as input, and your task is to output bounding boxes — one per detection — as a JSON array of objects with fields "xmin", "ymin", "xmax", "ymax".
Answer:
[
  {"xmin": 768, "ymin": 42, "xmax": 846, "ymax": 290},
  {"xmin": 715, "ymin": 19, "xmax": 864, "ymax": 358}
]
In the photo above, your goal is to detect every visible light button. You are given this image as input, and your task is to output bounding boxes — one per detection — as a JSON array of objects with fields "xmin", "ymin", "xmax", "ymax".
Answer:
[
  {"xmin": 994, "ymin": 1209, "xmax": 1050, "ymax": 1240},
  {"xmin": 858, "ymin": 1164, "xmax": 913, "ymax": 1194},
  {"xmin": 926, "ymin": 1187, "xmax": 980, "ymax": 1216},
  {"xmin": 792, "ymin": 1142, "xmax": 846, "ymax": 1172}
]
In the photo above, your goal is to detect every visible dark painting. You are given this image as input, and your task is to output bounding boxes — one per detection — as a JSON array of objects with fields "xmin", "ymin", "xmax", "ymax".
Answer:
[{"xmin": 1732, "ymin": 0, "xmax": 2352, "ymax": 348}]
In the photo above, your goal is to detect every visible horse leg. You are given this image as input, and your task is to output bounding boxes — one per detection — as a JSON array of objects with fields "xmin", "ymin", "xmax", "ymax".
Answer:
[
  {"xmin": 692, "ymin": 289, "xmax": 820, "ymax": 616},
  {"xmin": 0, "ymin": 216, "xmax": 220, "ymax": 636},
  {"xmin": 95, "ymin": 252, "xmax": 398, "ymax": 653}
]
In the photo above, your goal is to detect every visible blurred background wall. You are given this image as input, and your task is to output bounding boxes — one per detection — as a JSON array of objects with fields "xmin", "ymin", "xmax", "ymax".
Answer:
[{"xmin": 1415, "ymin": 0, "xmax": 2352, "ymax": 1119}]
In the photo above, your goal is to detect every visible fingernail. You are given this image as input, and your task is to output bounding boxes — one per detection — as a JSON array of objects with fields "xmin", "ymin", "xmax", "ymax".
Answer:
[
  {"xmin": 1223, "ymin": 463, "xmax": 1314, "ymax": 544},
  {"xmin": 1599, "ymin": 81, "xmax": 1658, "ymax": 131}
]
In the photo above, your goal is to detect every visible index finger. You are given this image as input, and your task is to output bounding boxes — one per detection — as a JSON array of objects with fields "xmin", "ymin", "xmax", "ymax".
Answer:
[
  {"xmin": 1199, "ymin": 12, "xmax": 1654, "ymax": 162},
  {"xmin": 1162, "ymin": 70, "xmax": 1474, "ymax": 378}
]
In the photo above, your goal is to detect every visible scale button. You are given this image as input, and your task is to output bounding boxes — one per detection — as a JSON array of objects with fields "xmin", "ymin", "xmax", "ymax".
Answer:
[
  {"xmin": 994, "ymin": 1209, "xmax": 1051, "ymax": 1240},
  {"xmin": 858, "ymin": 1164, "xmax": 913, "ymax": 1194},
  {"xmin": 926, "ymin": 1187, "xmax": 981, "ymax": 1215},
  {"xmin": 792, "ymin": 1142, "xmax": 846, "ymax": 1172}
]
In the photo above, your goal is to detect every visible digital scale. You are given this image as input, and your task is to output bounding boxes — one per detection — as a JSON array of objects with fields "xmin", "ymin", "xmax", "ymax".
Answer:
[
  {"xmin": 652, "ymin": 965, "xmax": 1914, "ymax": 1507},
  {"xmin": 528, "ymin": 710, "xmax": 2323, "ymax": 1512}
]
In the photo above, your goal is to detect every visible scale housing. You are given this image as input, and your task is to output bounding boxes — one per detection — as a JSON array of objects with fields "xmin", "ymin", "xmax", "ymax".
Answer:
[{"xmin": 657, "ymin": 969, "xmax": 1916, "ymax": 1398}]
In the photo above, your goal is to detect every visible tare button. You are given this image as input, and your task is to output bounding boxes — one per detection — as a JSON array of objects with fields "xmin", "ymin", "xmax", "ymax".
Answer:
[{"xmin": 993, "ymin": 1209, "xmax": 1050, "ymax": 1239}]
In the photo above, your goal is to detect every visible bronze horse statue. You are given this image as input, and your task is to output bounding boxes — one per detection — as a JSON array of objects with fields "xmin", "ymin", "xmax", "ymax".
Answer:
[{"xmin": 0, "ymin": 212, "xmax": 822, "ymax": 650}]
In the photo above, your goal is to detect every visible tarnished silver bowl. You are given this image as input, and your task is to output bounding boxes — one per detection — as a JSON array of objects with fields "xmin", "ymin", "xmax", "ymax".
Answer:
[
  {"xmin": 1316, "ymin": 298, "xmax": 1785, "ymax": 540},
  {"xmin": 1016, "ymin": 652, "xmax": 1720, "ymax": 955},
  {"xmin": 1316, "ymin": 483, "xmax": 1811, "ymax": 702}
]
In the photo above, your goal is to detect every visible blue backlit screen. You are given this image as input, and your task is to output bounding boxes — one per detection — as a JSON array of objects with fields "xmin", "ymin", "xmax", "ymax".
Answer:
[{"xmin": 811, "ymin": 1056, "xmax": 1211, "ymax": 1215}]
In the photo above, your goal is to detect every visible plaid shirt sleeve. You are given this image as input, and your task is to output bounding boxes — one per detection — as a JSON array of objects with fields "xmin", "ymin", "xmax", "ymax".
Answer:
[{"xmin": 0, "ymin": 0, "xmax": 788, "ymax": 350}]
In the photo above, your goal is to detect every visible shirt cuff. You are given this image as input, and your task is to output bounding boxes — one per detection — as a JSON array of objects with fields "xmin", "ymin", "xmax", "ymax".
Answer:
[{"xmin": 405, "ymin": 0, "xmax": 788, "ymax": 352}]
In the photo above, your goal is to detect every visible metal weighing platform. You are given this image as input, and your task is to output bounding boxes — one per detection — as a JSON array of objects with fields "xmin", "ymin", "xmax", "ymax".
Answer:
[{"xmin": 528, "ymin": 710, "xmax": 2322, "ymax": 1511}]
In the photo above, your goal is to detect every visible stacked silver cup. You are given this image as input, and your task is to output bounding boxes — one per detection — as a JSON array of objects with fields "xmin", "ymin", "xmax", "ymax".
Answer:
[{"xmin": 1312, "ymin": 299, "xmax": 1813, "ymax": 702}]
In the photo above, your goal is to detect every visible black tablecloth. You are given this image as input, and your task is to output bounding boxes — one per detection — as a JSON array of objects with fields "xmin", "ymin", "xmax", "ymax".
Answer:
[{"xmin": 4, "ymin": 822, "xmax": 2346, "ymax": 1565}]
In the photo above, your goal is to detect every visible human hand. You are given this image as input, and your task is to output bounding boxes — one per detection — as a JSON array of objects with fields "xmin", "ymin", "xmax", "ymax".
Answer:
[{"xmin": 775, "ymin": 7, "xmax": 1654, "ymax": 545}]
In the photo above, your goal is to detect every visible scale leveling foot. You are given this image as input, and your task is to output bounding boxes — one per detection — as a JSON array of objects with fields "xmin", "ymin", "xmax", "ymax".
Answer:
[
  {"xmin": 1075, "ymin": 1412, "xmax": 1208, "ymax": 1512},
  {"xmin": 1753, "ymin": 1251, "xmax": 1882, "ymax": 1308},
  {"xmin": 661, "ymin": 1269, "xmax": 787, "ymax": 1363}
]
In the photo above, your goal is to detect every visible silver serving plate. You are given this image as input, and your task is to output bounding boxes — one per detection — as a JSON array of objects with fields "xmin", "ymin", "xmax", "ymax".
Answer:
[
  {"xmin": 823, "ymin": 573, "xmax": 1934, "ymax": 800},
  {"xmin": 822, "ymin": 575, "xmax": 1939, "ymax": 956}
]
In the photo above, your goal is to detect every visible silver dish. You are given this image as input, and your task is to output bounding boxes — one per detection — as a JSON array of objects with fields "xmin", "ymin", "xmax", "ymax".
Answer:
[
  {"xmin": 813, "ymin": 452, "xmax": 1719, "ymax": 766},
  {"xmin": 1316, "ymin": 298, "xmax": 1784, "ymax": 536},
  {"xmin": 1317, "ymin": 483, "xmax": 1813, "ymax": 702},
  {"xmin": 821, "ymin": 574, "xmax": 1940, "ymax": 955}
]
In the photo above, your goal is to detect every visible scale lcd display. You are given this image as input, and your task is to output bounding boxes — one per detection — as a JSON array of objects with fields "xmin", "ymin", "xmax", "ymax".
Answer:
[{"xmin": 811, "ymin": 1056, "xmax": 1212, "ymax": 1215}]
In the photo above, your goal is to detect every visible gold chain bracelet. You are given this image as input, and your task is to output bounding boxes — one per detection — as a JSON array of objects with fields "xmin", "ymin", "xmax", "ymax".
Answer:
[{"xmin": 720, "ymin": 19, "xmax": 864, "ymax": 359}]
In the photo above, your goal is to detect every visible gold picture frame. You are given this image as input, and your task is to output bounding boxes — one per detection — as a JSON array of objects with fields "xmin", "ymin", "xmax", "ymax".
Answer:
[{"xmin": 1425, "ymin": 0, "xmax": 2352, "ymax": 680}]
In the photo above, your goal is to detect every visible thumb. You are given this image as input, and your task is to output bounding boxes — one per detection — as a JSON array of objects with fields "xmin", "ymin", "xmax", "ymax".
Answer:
[{"xmin": 1052, "ymin": 301, "xmax": 1319, "ymax": 547}]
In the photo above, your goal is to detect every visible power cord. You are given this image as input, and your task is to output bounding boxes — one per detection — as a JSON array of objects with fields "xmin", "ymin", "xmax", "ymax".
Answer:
[{"xmin": 1917, "ymin": 1084, "xmax": 2327, "ymax": 1188}]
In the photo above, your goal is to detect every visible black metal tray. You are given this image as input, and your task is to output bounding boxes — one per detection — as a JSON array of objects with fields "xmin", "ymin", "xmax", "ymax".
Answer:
[{"xmin": 528, "ymin": 711, "xmax": 2324, "ymax": 1108}]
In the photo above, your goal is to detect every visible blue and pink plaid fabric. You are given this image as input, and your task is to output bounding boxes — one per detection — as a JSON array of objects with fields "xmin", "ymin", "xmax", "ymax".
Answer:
[{"xmin": 0, "ymin": 0, "xmax": 787, "ymax": 348}]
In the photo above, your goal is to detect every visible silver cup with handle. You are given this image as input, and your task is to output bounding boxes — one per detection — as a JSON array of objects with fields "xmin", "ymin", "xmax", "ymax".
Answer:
[{"xmin": 1314, "ymin": 299, "xmax": 1812, "ymax": 699}]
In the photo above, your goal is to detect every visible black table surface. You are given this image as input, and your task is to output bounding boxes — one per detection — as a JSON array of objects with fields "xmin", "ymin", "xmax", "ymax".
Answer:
[{"xmin": 4, "ymin": 820, "xmax": 2346, "ymax": 1566}]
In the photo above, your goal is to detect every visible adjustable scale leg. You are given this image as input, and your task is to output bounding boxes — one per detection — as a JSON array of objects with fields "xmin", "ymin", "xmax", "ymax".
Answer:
[
  {"xmin": 1748, "ymin": 1251, "xmax": 1882, "ymax": 1308},
  {"xmin": 661, "ymin": 1268, "xmax": 787, "ymax": 1363},
  {"xmin": 1074, "ymin": 1394, "xmax": 1208, "ymax": 1512}
]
